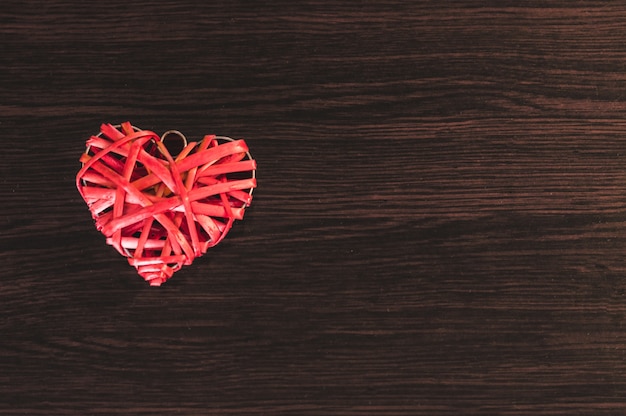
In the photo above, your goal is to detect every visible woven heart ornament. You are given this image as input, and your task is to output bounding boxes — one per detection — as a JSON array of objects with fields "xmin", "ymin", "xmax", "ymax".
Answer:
[{"xmin": 76, "ymin": 122, "xmax": 257, "ymax": 286}]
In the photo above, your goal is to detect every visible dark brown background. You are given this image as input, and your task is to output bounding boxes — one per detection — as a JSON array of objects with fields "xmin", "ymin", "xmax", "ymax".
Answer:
[{"xmin": 3, "ymin": 1, "xmax": 626, "ymax": 414}]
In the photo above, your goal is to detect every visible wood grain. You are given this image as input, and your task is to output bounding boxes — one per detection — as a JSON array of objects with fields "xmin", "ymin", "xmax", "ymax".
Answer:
[{"xmin": 3, "ymin": 1, "xmax": 626, "ymax": 414}]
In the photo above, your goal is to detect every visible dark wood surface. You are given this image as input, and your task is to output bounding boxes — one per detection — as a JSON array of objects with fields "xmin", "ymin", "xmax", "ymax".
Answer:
[{"xmin": 3, "ymin": 1, "xmax": 626, "ymax": 414}]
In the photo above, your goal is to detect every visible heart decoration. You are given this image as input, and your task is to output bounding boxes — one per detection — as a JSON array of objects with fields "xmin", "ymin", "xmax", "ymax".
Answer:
[{"xmin": 76, "ymin": 122, "xmax": 257, "ymax": 286}]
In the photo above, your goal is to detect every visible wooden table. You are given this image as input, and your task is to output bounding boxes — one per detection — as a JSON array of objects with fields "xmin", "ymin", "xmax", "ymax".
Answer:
[{"xmin": 3, "ymin": 1, "xmax": 626, "ymax": 414}]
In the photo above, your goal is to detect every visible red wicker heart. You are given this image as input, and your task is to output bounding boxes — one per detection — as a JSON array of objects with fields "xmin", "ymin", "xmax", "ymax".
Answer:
[{"xmin": 76, "ymin": 122, "xmax": 257, "ymax": 286}]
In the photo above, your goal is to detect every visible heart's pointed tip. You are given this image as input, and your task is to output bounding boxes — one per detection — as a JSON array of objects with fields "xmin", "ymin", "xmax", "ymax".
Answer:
[
  {"xmin": 143, "ymin": 273, "xmax": 168, "ymax": 286},
  {"xmin": 136, "ymin": 268, "xmax": 168, "ymax": 286}
]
